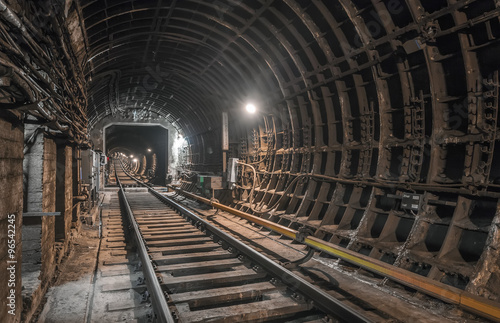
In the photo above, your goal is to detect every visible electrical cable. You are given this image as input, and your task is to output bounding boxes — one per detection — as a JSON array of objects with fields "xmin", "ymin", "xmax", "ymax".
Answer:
[
  {"xmin": 250, "ymin": 174, "xmax": 308, "ymax": 214},
  {"xmin": 237, "ymin": 158, "xmax": 309, "ymax": 214},
  {"xmin": 0, "ymin": 2, "xmax": 88, "ymax": 143},
  {"xmin": 236, "ymin": 160, "xmax": 258, "ymax": 211}
]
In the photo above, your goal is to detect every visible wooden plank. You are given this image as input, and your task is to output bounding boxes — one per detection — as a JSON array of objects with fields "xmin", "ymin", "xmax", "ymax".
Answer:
[
  {"xmin": 152, "ymin": 250, "xmax": 234, "ymax": 265},
  {"xmin": 142, "ymin": 223, "xmax": 190, "ymax": 229},
  {"xmin": 136, "ymin": 219, "xmax": 186, "ymax": 224},
  {"xmin": 170, "ymin": 282, "xmax": 280, "ymax": 308},
  {"xmin": 141, "ymin": 224, "xmax": 193, "ymax": 230},
  {"xmin": 178, "ymin": 294, "xmax": 310, "ymax": 322},
  {"xmin": 103, "ymin": 243, "xmax": 130, "ymax": 249},
  {"xmin": 106, "ymin": 233, "xmax": 125, "ymax": 238},
  {"xmin": 141, "ymin": 228, "xmax": 198, "ymax": 235},
  {"xmin": 157, "ymin": 258, "xmax": 242, "ymax": 275},
  {"xmin": 148, "ymin": 242, "xmax": 220, "ymax": 254},
  {"xmin": 146, "ymin": 236, "xmax": 212, "ymax": 247},
  {"xmin": 160, "ymin": 268, "xmax": 267, "ymax": 293},
  {"xmin": 134, "ymin": 212, "xmax": 179, "ymax": 217},
  {"xmin": 103, "ymin": 259, "xmax": 135, "ymax": 266},
  {"xmin": 142, "ymin": 232, "xmax": 205, "ymax": 240},
  {"xmin": 106, "ymin": 237, "xmax": 126, "ymax": 242},
  {"xmin": 106, "ymin": 225, "xmax": 125, "ymax": 230}
]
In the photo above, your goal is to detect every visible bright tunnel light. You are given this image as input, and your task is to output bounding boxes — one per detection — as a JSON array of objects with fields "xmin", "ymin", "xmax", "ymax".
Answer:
[
  {"xmin": 245, "ymin": 103, "xmax": 256, "ymax": 114},
  {"xmin": 133, "ymin": 158, "xmax": 138, "ymax": 162}
]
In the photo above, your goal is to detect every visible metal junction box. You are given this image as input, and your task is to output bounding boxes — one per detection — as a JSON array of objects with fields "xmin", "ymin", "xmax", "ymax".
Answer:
[
  {"xmin": 401, "ymin": 193, "xmax": 422, "ymax": 211},
  {"xmin": 199, "ymin": 176, "xmax": 223, "ymax": 190},
  {"xmin": 227, "ymin": 158, "xmax": 239, "ymax": 185}
]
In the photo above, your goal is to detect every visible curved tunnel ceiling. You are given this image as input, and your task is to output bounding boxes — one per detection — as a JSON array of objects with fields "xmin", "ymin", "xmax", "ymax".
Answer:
[
  {"xmin": 82, "ymin": 0, "xmax": 290, "ymax": 135},
  {"xmin": 78, "ymin": 0, "xmax": 500, "ymax": 184},
  {"xmin": 81, "ymin": 0, "xmax": 500, "ymax": 145}
]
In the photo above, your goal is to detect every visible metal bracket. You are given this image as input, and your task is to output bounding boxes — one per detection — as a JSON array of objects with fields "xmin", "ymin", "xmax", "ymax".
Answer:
[
  {"xmin": 295, "ymin": 226, "xmax": 314, "ymax": 243},
  {"xmin": 282, "ymin": 248, "xmax": 315, "ymax": 269},
  {"xmin": 141, "ymin": 290, "xmax": 150, "ymax": 302}
]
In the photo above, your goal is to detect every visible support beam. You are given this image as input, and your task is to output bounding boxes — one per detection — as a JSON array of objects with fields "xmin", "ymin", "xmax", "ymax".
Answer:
[{"xmin": 55, "ymin": 145, "xmax": 73, "ymax": 241}]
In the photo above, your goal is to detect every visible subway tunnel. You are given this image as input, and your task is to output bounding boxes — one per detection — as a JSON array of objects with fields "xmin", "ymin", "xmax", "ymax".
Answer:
[{"xmin": 1, "ymin": 0, "xmax": 500, "ymax": 322}]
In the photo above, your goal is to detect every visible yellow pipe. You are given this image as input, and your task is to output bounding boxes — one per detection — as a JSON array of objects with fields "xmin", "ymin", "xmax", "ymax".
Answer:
[
  {"xmin": 214, "ymin": 203, "xmax": 297, "ymax": 239},
  {"xmin": 170, "ymin": 188, "xmax": 297, "ymax": 239},
  {"xmin": 169, "ymin": 186, "xmax": 500, "ymax": 322}
]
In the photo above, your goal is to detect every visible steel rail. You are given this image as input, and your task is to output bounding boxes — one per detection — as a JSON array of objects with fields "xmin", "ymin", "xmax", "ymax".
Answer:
[
  {"xmin": 165, "ymin": 185, "xmax": 500, "ymax": 322},
  {"xmin": 118, "ymin": 162, "xmax": 500, "ymax": 321},
  {"xmin": 148, "ymin": 184, "xmax": 373, "ymax": 322},
  {"xmin": 117, "ymin": 162, "xmax": 373, "ymax": 322},
  {"xmin": 115, "ymin": 171, "xmax": 175, "ymax": 323}
]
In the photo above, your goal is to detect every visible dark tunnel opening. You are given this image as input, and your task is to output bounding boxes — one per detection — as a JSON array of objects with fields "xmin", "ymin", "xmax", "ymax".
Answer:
[{"xmin": 105, "ymin": 125, "xmax": 169, "ymax": 185}]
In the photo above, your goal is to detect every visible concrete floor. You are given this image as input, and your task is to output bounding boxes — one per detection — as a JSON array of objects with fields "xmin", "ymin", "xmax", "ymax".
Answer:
[
  {"xmin": 35, "ymin": 190, "xmax": 151, "ymax": 323},
  {"xmin": 34, "ymin": 225, "xmax": 99, "ymax": 323}
]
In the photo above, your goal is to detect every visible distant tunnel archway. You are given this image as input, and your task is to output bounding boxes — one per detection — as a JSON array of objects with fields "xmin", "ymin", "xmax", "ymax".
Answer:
[{"xmin": 104, "ymin": 124, "xmax": 169, "ymax": 185}]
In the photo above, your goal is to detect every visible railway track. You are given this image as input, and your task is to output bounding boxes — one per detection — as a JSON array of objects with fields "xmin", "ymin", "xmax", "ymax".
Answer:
[{"xmin": 112, "ymin": 162, "xmax": 375, "ymax": 322}]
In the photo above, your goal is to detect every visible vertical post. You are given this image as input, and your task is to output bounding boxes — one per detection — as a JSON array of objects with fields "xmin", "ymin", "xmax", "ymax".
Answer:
[
  {"xmin": 55, "ymin": 145, "xmax": 73, "ymax": 241},
  {"xmin": 96, "ymin": 152, "xmax": 100, "ymax": 193},
  {"xmin": 223, "ymin": 152, "xmax": 227, "ymax": 174},
  {"xmin": 222, "ymin": 112, "xmax": 229, "ymax": 175},
  {"xmin": 72, "ymin": 148, "xmax": 81, "ymax": 224}
]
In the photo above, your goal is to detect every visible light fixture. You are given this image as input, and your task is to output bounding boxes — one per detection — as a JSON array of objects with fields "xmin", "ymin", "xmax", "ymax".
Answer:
[
  {"xmin": 245, "ymin": 103, "xmax": 256, "ymax": 114},
  {"xmin": 147, "ymin": 148, "xmax": 152, "ymax": 152},
  {"xmin": 133, "ymin": 158, "xmax": 138, "ymax": 162},
  {"xmin": 130, "ymin": 154, "xmax": 134, "ymax": 158}
]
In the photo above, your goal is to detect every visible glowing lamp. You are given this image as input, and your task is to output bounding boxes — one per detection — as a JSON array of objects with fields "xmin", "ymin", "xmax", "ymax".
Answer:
[{"xmin": 245, "ymin": 103, "xmax": 256, "ymax": 114}]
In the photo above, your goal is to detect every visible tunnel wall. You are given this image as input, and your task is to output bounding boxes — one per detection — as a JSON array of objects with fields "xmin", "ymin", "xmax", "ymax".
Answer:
[
  {"xmin": 0, "ymin": 118, "xmax": 23, "ymax": 323},
  {"xmin": 154, "ymin": 0, "xmax": 495, "ymax": 301},
  {"xmin": 40, "ymin": 137, "xmax": 57, "ymax": 284},
  {"xmin": 19, "ymin": 125, "xmax": 80, "ymax": 321},
  {"xmin": 231, "ymin": 101, "xmax": 500, "ymax": 299},
  {"xmin": 0, "ymin": 1, "xmax": 89, "ymax": 320}
]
